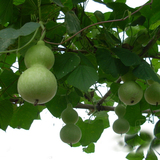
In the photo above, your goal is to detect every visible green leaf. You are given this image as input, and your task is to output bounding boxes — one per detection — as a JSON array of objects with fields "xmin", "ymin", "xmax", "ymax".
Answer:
[
  {"xmin": 0, "ymin": 22, "xmax": 40, "ymax": 51},
  {"xmin": 0, "ymin": 69, "xmax": 18, "ymax": 95},
  {"xmin": 96, "ymin": 48, "xmax": 118, "ymax": 77},
  {"xmin": 51, "ymin": 0, "xmax": 64, "ymax": 7},
  {"xmin": 0, "ymin": 0, "xmax": 13, "ymax": 25},
  {"xmin": 112, "ymin": 48, "xmax": 141, "ymax": 66},
  {"xmin": 133, "ymin": 60, "xmax": 160, "ymax": 83},
  {"xmin": 125, "ymin": 134, "xmax": 144, "ymax": 147},
  {"xmin": 94, "ymin": 11, "xmax": 105, "ymax": 22},
  {"xmin": 0, "ymin": 99, "xmax": 13, "ymax": 131},
  {"xmin": 46, "ymin": 95, "xmax": 67, "ymax": 118},
  {"xmin": 151, "ymin": 137, "xmax": 160, "ymax": 149},
  {"xmin": 77, "ymin": 117, "xmax": 104, "ymax": 146},
  {"xmin": 154, "ymin": 120, "xmax": 160, "ymax": 139},
  {"xmin": 83, "ymin": 143, "xmax": 95, "ymax": 153},
  {"xmin": 13, "ymin": 0, "xmax": 25, "ymax": 5},
  {"xmin": 67, "ymin": 65, "xmax": 99, "ymax": 92},
  {"xmin": 53, "ymin": 52, "xmax": 80, "ymax": 79},
  {"xmin": 124, "ymin": 104, "xmax": 146, "ymax": 127},
  {"xmin": 146, "ymin": 148, "xmax": 158, "ymax": 160},
  {"xmin": 65, "ymin": 11, "xmax": 81, "ymax": 36},
  {"xmin": 9, "ymin": 102, "xmax": 41, "ymax": 130},
  {"xmin": 126, "ymin": 151, "xmax": 144, "ymax": 160},
  {"xmin": 94, "ymin": 111, "xmax": 110, "ymax": 128}
]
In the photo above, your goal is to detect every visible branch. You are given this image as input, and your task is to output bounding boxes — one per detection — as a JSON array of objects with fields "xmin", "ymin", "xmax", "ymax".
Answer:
[
  {"xmin": 44, "ymin": 0, "xmax": 153, "ymax": 46},
  {"xmin": 75, "ymin": 103, "xmax": 160, "ymax": 115},
  {"xmin": 97, "ymin": 77, "xmax": 121, "ymax": 106}
]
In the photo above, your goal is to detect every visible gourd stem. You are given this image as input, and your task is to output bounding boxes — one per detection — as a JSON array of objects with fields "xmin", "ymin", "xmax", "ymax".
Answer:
[{"xmin": 39, "ymin": 21, "xmax": 46, "ymax": 41}]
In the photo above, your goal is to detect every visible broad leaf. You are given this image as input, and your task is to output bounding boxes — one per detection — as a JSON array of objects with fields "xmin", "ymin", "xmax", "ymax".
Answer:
[
  {"xmin": 146, "ymin": 148, "xmax": 158, "ymax": 160},
  {"xmin": 53, "ymin": 52, "xmax": 80, "ymax": 79},
  {"xmin": 133, "ymin": 60, "xmax": 160, "ymax": 83},
  {"xmin": 112, "ymin": 48, "xmax": 141, "ymax": 66},
  {"xmin": 94, "ymin": 111, "xmax": 110, "ymax": 129},
  {"xmin": 9, "ymin": 102, "xmax": 41, "ymax": 130},
  {"xmin": 0, "ymin": 0, "xmax": 13, "ymax": 25},
  {"xmin": 65, "ymin": 11, "xmax": 81, "ymax": 36},
  {"xmin": 51, "ymin": 0, "xmax": 64, "ymax": 7},
  {"xmin": 83, "ymin": 143, "xmax": 95, "ymax": 153},
  {"xmin": 77, "ymin": 117, "xmax": 104, "ymax": 146},
  {"xmin": 0, "ymin": 69, "xmax": 18, "ymax": 95},
  {"xmin": 67, "ymin": 65, "xmax": 99, "ymax": 92},
  {"xmin": 46, "ymin": 95, "xmax": 67, "ymax": 118},
  {"xmin": 96, "ymin": 48, "xmax": 118, "ymax": 77},
  {"xmin": 0, "ymin": 22, "xmax": 40, "ymax": 51},
  {"xmin": 0, "ymin": 100, "xmax": 13, "ymax": 131},
  {"xmin": 126, "ymin": 151, "xmax": 144, "ymax": 160},
  {"xmin": 124, "ymin": 104, "xmax": 146, "ymax": 127}
]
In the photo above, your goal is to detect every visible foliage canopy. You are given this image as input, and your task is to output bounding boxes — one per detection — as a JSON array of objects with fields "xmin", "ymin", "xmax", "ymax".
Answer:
[{"xmin": 1, "ymin": 0, "xmax": 160, "ymax": 159}]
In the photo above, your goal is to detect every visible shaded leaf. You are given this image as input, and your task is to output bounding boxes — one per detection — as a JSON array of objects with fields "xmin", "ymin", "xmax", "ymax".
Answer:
[
  {"xmin": 46, "ymin": 95, "xmax": 67, "ymax": 118},
  {"xmin": 10, "ymin": 102, "xmax": 41, "ymax": 130},
  {"xmin": 65, "ymin": 11, "xmax": 81, "ymax": 35},
  {"xmin": 0, "ymin": 99, "xmax": 13, "ymax": 131},
  {"xmin": 51, "ymin": 0, "xmax": 64, "ymax": 7},
  {"xmin": 0, "ymin": 69, "xmax": 18, "ymax": 95},
  {"xmin": 133, "ymin": 60, "xmax": 160, "ymax": 83},
  {"xmin": 154, "ymin": 120, "xmax": 160, "ymax": 139},
  {"xmin": 53, "ymin": 52, "xmax": 80, "ymax": 79},
  {"xmin": 124, "ymin": 104, "xmax": 146, "ymax": 127},
  {"xmin": 94, "ymin": 111, "xmax": 110, "ymax": 128},
  {"xmin": 67, "ymin": 65, "xmax": 99, "ymax": 92},
  {"xmin": 96, "ymin": 48, "xmax": 118, "ymax": 77},
  {"xmin": 0, "ymin": 0, "xmax": 13, "ymax": 25},
  {"xmin": 112, "ymin": 48, "xmax": 141, "ymax": 66},
  {"xmin": 0, "ymin": 22, "xmax": 40, "ymax": 51}
]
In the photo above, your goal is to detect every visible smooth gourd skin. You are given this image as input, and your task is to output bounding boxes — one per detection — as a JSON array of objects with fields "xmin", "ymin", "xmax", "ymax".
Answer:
[
  {"xmin": 114, "ymin": 104, "xmax": 126, "ymax": 118},
  {"xmin": 60, "ymin": 124, "xmax": 82, "ymax": 144},
  {"xmin": 61, "ymin": 105, "xmax": 79, "ymax": 124},
  {"xmin": 112, "ymin": 118, "xmax": 130, "ymax": 134},
  {"xmin": 118, "ymin": 81, "xmax": 143, "ymax": 105},
  {"xmin": 17, "ymin": 65, "xmax": 57, "ymax": 104},
  {"xmin": 24, "ymin": 41, "xmax": 55, "ymax": 70},
  {"xmin": 144, "ymin": 82, "xmax": 160, "ymax": 105}
]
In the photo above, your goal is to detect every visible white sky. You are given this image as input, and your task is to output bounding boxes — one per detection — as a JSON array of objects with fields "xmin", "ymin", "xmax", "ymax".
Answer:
[{"xmin": 1, "ymin": 0, "xmax": 159, "ymax": 160}]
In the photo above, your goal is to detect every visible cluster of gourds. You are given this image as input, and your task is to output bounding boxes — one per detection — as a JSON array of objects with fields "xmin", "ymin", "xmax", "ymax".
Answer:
[
  {"xmin": 60, "ymin": 103, "xmax": 82, "ymax": 146},
  {"xmin": 17, "ymin": 40, "xmax": 57, "ymax": 105}
]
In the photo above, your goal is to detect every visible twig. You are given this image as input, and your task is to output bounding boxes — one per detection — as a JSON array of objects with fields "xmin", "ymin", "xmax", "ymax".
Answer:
[
  {"xmin": 44, "ymin": 0, "xmax": 153, "ymax": 46},
  {"xmin": 97, "ymin": 78, "xmax": 121, "ymax": 106}
]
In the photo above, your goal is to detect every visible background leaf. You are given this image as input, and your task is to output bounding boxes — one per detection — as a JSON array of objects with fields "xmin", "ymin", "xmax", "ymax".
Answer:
[
  {"xmin": 65, "ymin": 11, "xmax": 81, "ymax": 35},
  {"xmin": 0, "ymin": 22, "xmax": 40, "ymax": 51},
  {"xmin": 0, "ymin": 0, "xmax": 13, "ymax": 25},
  {"xmin": 133, "ymin": 60, "xmax": 160, "ymax": 83},
  {"xmin": 67, "ymin": 65, "xmax": 99, "ymax": 92},
  {"xmin": 112, "ymin": 48, "xmax": 141, "ymax": 66},
  {"xmin": 53, "ymin": 52, "xmax": 80, "ymax": 79},
  {"xmin": 96, "ymin": 48, "xmax": 118, "ymax": 77}
]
